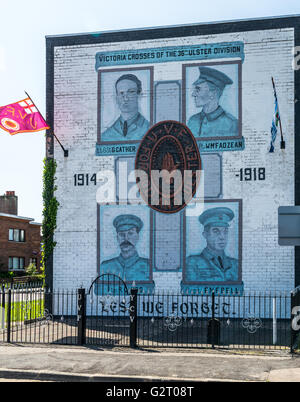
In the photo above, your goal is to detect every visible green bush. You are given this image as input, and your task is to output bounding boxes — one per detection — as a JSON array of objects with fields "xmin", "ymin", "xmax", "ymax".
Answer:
[
  {"xmin": 42, "ymin": 157, "xmax": 59, "ymax": 271},
  {"xmin": 25, "ymin": 263, "xmax": 38, "ymax": 276},
  {"xmin": 0, "ymin": 271, "xmax": 14, "ymax": 279}
]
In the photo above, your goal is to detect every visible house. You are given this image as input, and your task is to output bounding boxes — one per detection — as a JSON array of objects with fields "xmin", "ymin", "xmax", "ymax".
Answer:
[{"xmin": 0, "ymin": 191, "xmax": 42, "ymax": 274}]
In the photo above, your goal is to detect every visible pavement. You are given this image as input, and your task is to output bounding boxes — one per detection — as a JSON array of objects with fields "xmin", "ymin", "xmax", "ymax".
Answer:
[{"xmin": 0, "ymin": 344, "xmax": 299, "ymax": 382}]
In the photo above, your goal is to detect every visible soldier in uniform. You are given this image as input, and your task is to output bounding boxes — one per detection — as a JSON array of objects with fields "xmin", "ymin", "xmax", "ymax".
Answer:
[
  {"xmin": 101, "ymin": 74, "xmax": 150, "ymax": 141},
  {"xmin": 100, "ymin": 214, "xmax": 154, "ymax": 289},
  {"xmin": 187, "ymin": 66, "xmax": 238, "ymax": 138},
  {"xmin": 185, "ymin": 207, "xmax": 239, "ymax": 282}
]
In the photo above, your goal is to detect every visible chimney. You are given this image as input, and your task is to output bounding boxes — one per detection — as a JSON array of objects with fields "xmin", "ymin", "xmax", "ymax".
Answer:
[{"xmin": 0, "ymin": 191, "xmax": 18, "ymax": 215}]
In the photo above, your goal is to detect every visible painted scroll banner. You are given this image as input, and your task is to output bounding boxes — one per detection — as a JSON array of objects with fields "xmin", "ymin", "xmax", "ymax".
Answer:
[
  {"xmin": 95, "ymin": 138, "xmax": 245, "ymax": 156},
  {"xmin": 199, "ymin": 138, "xmax": 245, "ymax": 152},
  {"xmin": 95, "ymin": 42, "xmax": 245, "ymax": 70}
]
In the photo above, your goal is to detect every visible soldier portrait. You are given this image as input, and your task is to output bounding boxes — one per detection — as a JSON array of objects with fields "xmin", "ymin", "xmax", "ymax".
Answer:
[
  {"xmin": 98, "ymin": 67, "xmax": 153, "ymax": 143},
  {"xmin": 183, "ymin": 62, "xmax": 241, "ymax": 139},
  {"xmin": 183, "ymin": 201, "xmax": 242, "ymax": 284},
  {"xmin": 99, "ymin": 207, "xmax": 155, "ymax": 290}
]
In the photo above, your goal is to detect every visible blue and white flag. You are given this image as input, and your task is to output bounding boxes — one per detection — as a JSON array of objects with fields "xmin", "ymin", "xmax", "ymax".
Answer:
[{"xmin": 269, "ymin": 86, "xmax": 280, "ymax": 153}]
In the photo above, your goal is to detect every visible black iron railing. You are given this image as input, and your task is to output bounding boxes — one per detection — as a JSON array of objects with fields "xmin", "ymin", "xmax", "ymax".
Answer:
[
  {"xmin": 0, "ymin": 285, "xmax": 299, "ymax": 352},
  {"xmin": 135, "ymin": 290, "xmax": 292, "ymax": 350},
  {"xmin": 0, "ymin": 278, "xmax": 44, "ymax": 290}
]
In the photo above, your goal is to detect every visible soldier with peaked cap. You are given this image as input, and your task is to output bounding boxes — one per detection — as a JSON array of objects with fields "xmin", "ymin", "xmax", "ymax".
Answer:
[
  {"xmin": 100, "ymin": 214, "xmax": 155, "ymax": 290},
  {"xmin": 184, "ymin": 207, "xmax": 239, "ymax": 282},
  {"xmin": 187, "ymin": 66, "xmax": 238, "ymax": 138},
  {"xmin": 101, "ymin": 74, "xmax": 149, "ymax": 141}
]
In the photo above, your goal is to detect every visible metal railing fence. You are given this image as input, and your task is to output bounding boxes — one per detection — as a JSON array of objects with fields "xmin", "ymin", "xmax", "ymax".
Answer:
[
  {"xmin": 0, "ymin": 285, "xmax": 299, "ymax": 352},
  {"xmin": 135, "ymin": 290, "xmax": 291, "ymax": 350}
]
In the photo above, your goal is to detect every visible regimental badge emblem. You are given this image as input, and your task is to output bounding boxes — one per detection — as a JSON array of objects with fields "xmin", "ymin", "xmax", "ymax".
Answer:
[
  {"xmin": 1, "ymin": 117, "xmax": 20, "ymax": 132},
  {"xmin": 135, "ymin": 120, "xmax": 201, "ymax": 213}
]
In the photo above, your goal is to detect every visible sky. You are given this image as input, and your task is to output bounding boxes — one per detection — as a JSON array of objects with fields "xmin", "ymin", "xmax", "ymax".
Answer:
[{"xmin": 0, "ymin": 0, "xmax": 299, "ymax": 223}]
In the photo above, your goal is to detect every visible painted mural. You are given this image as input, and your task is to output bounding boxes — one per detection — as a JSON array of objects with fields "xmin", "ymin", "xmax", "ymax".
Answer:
[
  {"xmin": 183, "ymin": 61, "xmax": 241, "ymax": 140},
  {"xmin": 97, "ymin": 205, "xmax": 155, "ymax": 294},
  {"xmin": 95, "ymin": 41, "xmax": 245, "ymax": 295},
  {"xmin": 182, "ymin": 200, "xmax": 243, "ymax": 294},
  {"xmin": 98, "ymin": 67, "xmax": 153, "ymax": 143}
]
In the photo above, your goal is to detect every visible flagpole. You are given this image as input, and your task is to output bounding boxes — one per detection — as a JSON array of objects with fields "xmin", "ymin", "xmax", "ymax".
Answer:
[
  {"xmin": 24, "ymin": 91, "xmax": 69, "ymax": 157},
  {"xmin": 271, "ymin": 78, "xmax": 285, "ymax": 150}
]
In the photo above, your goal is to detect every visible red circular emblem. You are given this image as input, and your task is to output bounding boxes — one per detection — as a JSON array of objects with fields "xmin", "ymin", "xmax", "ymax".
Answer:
[
  {"xmin": 135, "ymin": 120, "xmax": 201, "ymax": 213},
  {"xmin": 1, "ymin": 117, "xmax": 20, "ymax": 131}
]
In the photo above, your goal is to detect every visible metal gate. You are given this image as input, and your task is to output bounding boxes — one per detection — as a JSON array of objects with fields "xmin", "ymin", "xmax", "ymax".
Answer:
[
  {"xmin": 0, "ymin": 284, "xmax": 299, "ymax": 352},
  {"xmin": 85, "ymin": 274, "xmax": 131, "ymax": 347},
  {"xmin": 0, "ymin": 286, "xmax": 79, "ymax": 345}
]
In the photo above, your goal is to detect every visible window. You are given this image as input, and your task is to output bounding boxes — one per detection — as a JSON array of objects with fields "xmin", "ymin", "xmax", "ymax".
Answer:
[
  {"xmin": 14, "ymin": 230, "xmax": 19, "ymax": 242},
  {"xmin": 29, "ymin": 258, "xmax": 37, "ymax": 267},
  {"xmin": 8, "ymin": 229, "xmax": 25, "ymax": 242},
  {"xmin": 19, "ymin": 230, "xmax": 25, "ymax": 242},
  {"xmin": 8, "ymin": 257, "xmax": 25, "ymax": 270}
]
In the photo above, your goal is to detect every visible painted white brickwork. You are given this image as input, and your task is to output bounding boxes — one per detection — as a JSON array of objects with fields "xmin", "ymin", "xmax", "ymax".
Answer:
[{"xmin": 52, "ymin": 28, "xmax": 295, "ymax": 293}]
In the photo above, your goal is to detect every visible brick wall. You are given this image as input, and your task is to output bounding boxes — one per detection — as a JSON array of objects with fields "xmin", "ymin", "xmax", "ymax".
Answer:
[
  {"xmin": 0, "ymin": 192, "xmax": 18, "ymax": 215},
  {"xmin": 51, "ymin": 27, "xmax": 295, "ymax": 293}
]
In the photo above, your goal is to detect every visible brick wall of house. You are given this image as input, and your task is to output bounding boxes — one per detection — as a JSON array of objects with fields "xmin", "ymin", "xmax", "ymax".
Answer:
[{"xmin": 0, "ymin": 216, "xmax": 41, "ymax": 273}]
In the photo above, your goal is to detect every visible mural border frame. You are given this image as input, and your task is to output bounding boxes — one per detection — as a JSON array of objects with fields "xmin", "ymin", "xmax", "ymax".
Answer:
[
  {"xmin": 97, "ymin": 65, "xmax": 154, "ymax": 145},
  {"xmin": 154, "ymin": 80, "xmax": 182, "ymax": 123},
  {"xmin": 182, "ymin": 59, "xmax": 242, "ymax": 142},
  {"xmin": 182, "ymin": 198, "xmax": 243, "ymax": 286},
  {"xmin": 200, "ymin": 152, "xmax": 223, "ymax": 199},
  {"xmin": 96, "ymin": 203, "xmax": 154, "ymax": 285},
  {"xmin": 152, "ymin": 210, "xmax": 184, "ymax": 272}
]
